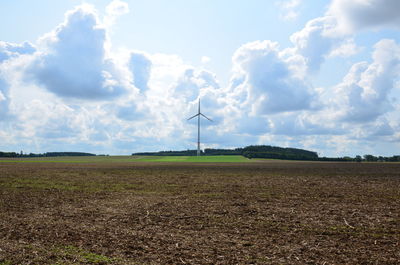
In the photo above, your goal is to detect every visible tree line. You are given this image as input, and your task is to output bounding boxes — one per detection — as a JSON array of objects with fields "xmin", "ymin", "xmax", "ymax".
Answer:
[
  {"xmin": 132, "ymin": 145, "xmax": 400, "ymax": 162},
  {"xmin": 0, "ymin": 151, "xmax": 96, "ymax": 157},
  {"xmin": 1, "ymin": 146, "xmax": 399, "ymax": 162},
  {"xmin": 134, "ymin": 145, "xmax": 318, "ymax": 160}
]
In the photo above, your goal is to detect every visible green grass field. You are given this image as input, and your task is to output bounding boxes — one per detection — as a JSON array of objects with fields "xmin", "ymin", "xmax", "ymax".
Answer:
[
  {"xmin": 0, "ymin": 155, "xmax": 250, "ymax": 163},
  {"xmin": 136, "ymin": 155, "xmax": 249, "ymax": 163}
]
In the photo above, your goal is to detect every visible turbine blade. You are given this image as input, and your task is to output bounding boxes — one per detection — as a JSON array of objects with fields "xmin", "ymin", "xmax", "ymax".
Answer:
[
  {"xmin": 187, "ymin": 113, "xmax": 200, "ymax": 120},
  {"xmin": 200, "ymin": 113, "xmax": 212, "ymax": 121}
]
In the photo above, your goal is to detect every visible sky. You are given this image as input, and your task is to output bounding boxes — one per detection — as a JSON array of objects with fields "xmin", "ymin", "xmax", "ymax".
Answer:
[{"xmin": 0, "ymin": 0, "xmax": 400, "ymax": 157}]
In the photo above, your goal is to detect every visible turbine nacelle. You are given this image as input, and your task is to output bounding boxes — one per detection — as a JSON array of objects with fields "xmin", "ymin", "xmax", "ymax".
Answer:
[{"xmin": 187, "ymin": 113, "xmax": 212, "ymax": 122}]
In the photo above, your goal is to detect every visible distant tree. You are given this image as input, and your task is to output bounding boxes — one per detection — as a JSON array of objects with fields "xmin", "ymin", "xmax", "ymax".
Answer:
[
  {"xmin": 44, "ymin": 152, "xmax": 96, "ymax": 157},
  {"xmin": 241, "ymin": 145, "xmax": 318, "ymax": 160},
  {"xmin": 363, "ymin": 154, "xmax": 377, "ymax": 162},
  {"xmin": 0, "ymin": 151, "xmax": 18, "ymax": 157},
  {"xmin": 343, "ymin": 156, "xmax": 353, "ymax": 161}
]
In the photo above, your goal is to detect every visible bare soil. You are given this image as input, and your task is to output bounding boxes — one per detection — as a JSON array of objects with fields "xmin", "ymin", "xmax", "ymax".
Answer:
[{"xmin": 0, "ymin": 161, "xmax": 399, "ymax": 264}]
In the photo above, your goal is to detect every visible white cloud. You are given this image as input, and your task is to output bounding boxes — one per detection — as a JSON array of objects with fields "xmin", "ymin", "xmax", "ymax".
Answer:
[
  {"xmin": 277, "ymin": 0, "xmax": 302, "ymax": 21},
  {"xmin": 0, "ymin": 41, "xmax": 36, "ymax": 120},
  {"xmin": 0, "ymin": 41, "xmax": 35, "ymax": 63},
  {"xmin": 333, "ymin": 39, "xmax": 400, "ymax": 123},
  {"xmin": 129, "ymin": 52, "xmax": 152, "ymax": 91},
  {"xmin": 290, "ymin": 17, "xmax": 337, "ymax": 72},
  {"xmin": 367, "ymin": 118, "xmax": 395, "ymax": 138},
  {"xmin": 105, "ymin": 0, "xmax": 129, "ymax": 28},
  {"xmin": 106, "ymin": 0, "xmax": 129, "ymax": 17},
  {"xmin": 270, "ymin": 112, "xmax": 343, "ymax": 136},
  {"xmin": 289, "ymin": 16, "xmax": 360, "ymax": 73},
  {"xmin": 0, "ymin": 78, "xmax": 9, "ymax": 120},
  {"xmin": 1, "ymin": 0, "xmax": 400, "ymax": 156},
  {"xmin": 175, "ymin": 69, "xmax": 205, "ymax": 102},
  {"xmin": 25, "ymin": 4, "xmax": 135, "ymax": 100},
  {"xmin": 289, "ymin": 0, "xmax": 400, "ymax": 73},
  {"xmin": 337, "ymin": 40, "xmax": 400, "ymax": 122},
  {"xmin": 230, "ymin": 40, "xmax": 315, "ymax": 114},
  {"xmin": 201, "ymin": 56, "xmax": 211, "ymax": 64},
  {"xmin": 328, "ymin": 0, "xmax": 400, "ymax": 34},
  {"xmin": 328, "ymin": 38, "xmax": 361, "ymax": 58}
]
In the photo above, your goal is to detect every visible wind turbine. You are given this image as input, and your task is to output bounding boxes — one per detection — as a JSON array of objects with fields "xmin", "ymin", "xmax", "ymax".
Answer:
[{"xmin": 187, "ymin": 98, "xmax": 212, "ymax": 156}]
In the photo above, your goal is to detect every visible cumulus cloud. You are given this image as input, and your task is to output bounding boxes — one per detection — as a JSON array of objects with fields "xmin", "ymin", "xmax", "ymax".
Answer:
[
  {"xmin": 209, "ymin": 40, "xmax": 339, "ymax": 140},
  {"xmin": 26, "ymin": 4, "xmax": 133, "ymax": 100},
  {"xmin": 368, "ymin": 119, "xmax": 395, "ymax": 138},
  {"xmin": 105, "ymin": 0, "xmax": 129, "ymax": 27},
  {"xmin": 328, "ymin": 0, "xmax": 400, "ymax": 34},
  {"xmin": 201, "ymin": 56, "xmax": 211, "ymax": 64},
  {"xmin": 0, "ymin": 1, "xmax": 225, "ymax": 154},
  {"xmin": 231, "ymin": 113, "xmax": 270, "ymax": 136},
  {"xmin": 173, "ymin": 68, "xmax": 220, "ymax": 102},
  {"xmin": 175, "ymin": 69, "xmax": 205, "ymax": 102},
  {"xmin": 0, "ymin": 70, "xmax": 10, "ymax": 120},
  {"xmin": 7, "ymin": 97, "xmax": 121, "ymax": 153},
  {"xmin": 290, "ymin": 0, "xmax": 400, "ymax": 73},
  {"xmin": 0, "ymin": 41, "xmax": 35, "ymax": 63},
  {"xmin": 328, "ymin": 39, "xmax": 360, "ymax": 58},
  {"xmin": 334, "ymin": 39, "xmax": 400, "ymax": 122},
  {"xmin": 2, "ymin": 0, "xmax": 400, "ymax": 156},
  {"xmin": 0, "ymin": 41, "xmax": 36, "ymax": 120},
  {"xmin": 0, "ymin": 78, "xmax": 9, "ymax": 120},
  {"xmin": 270, "ymin": 113, "xmax": 344, "ymax": 136},
  {"xmin": 112, "ymin": 58, "xmax": 223, "ymax": 149},
  {"xmin": 277, "ymin": 0, "xmax": 302, "ymax": 21},
  {"xmin": 129, "ymin": 52, "xmax": 152, "ymax": 91},
  {"xmin": 289, "ymin": 16, "xmax": 360, "ymax": 73},
  {"xmin": 106, "ymin": 0, "xmax": 129, "ymax": 17},
  {"xmin": 230, "ymin": 40, "xmax": 314, "ymax": 114},
  {"xmin": 290, "ymin": 17, "xmax": 338, "ymax": 72}
]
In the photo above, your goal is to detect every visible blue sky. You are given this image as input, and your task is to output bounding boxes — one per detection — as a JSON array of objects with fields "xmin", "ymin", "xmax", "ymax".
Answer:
[{"xmin": 0, "ymin": 0, "xmax": 400, "ymax": 156}]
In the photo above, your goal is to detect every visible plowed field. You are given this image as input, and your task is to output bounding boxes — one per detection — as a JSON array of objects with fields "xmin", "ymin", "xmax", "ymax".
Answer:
[{"xmin": 0, "ymin": 161, "xmax": 399, "ymax": 264}]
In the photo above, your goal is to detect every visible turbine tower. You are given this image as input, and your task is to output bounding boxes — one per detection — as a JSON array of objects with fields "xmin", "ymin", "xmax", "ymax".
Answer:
[{"xmin": 187, "ymin": 99, "xmax": 212, "ymax": 156}]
